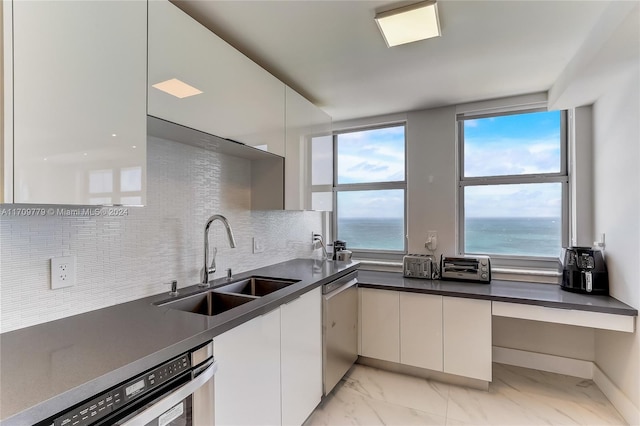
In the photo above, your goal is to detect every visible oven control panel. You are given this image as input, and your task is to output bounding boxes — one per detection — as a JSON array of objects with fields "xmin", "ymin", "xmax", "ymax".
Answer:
[{"xmin": 52, "ymin": 354, "xmax": 190, "ymax": 426}]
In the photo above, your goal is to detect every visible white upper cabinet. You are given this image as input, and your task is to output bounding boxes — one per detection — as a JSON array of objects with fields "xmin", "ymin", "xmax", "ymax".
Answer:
[
  {"xmin": 149, "ymin": 1, "xmax": 285, "ymax": 156},
  {"xmin": 284, "ymin": 86, "xmax": 332, "ymax": 210},
  {"xmin": 4, "ymin": 0, "xmax": 147, "ymax": 205}
]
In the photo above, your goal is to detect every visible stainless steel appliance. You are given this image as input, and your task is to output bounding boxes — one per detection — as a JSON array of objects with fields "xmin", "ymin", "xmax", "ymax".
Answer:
[
  {"xmin": 441, "ymin": 255, "xmax": 491, "ymax": 283},
  {"xmin": 561, "ymin": 247, "xmax": 609, "ymax": 295},
  {"xmin": 322, "ymin": 271, "xmax": 358, "ymax": 396},
  {"xmin": 336, "ymin": 250, "xmax": 353, "ymax": 262},
  {"xmin": 403, "ymin": 254, "xmax": 435, "ymax": 279},
  {"xmin": 332, "ymin": 240, "xmax": 347, "ymax": 261},
  {"xmin": 37, "ymin": 342, "xmax": 216, "ymax": 426}
]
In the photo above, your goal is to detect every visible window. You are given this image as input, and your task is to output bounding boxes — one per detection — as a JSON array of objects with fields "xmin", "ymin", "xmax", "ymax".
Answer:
[
  {"xmin": 458, "ymin": 109, "xmax": 568, "ymax": 261},
  {"xmin": 333, "ymin": 124, "xmax": 406, "ymax": 254}
]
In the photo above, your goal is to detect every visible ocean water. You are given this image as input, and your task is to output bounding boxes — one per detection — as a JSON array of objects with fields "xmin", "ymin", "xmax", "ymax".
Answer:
[
  {"xmin": 338, "ymin": 217, "xmax": 561, "ymax": 257},
  {"xmin": 338, "ymin": 217, "xmax": 405, "ymax": 251},
  {"xmin": 465, "ymin": 217, "xmax": 561, "ymax": 258}
]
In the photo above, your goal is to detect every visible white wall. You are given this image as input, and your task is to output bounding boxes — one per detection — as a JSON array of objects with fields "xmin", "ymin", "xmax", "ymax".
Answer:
[
  {"xmin": 592, "ymin": 63, "xmax": 640, "ymax": 417},
  {"xmin": 407, "ymin": 106, "xmax": 457, "ymax": 255},
  {"xmin": 0, "ymin": 137, "xmax": 323, "ymax": 333}
]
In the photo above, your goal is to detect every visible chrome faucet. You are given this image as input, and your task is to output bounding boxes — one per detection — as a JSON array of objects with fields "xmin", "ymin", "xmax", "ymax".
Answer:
[{"xmin": 201, "ymin": 214, "xmax": 237, "ymax": 287}]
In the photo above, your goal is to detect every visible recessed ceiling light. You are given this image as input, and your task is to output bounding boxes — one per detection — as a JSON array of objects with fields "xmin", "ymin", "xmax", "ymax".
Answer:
[
  {"xmin": 152, "ymin": 78, "xmax": 203, "ymax": 99},
  {"xmin": 375, "ymin": 1, "xmax": 441, "ymax": 47}
]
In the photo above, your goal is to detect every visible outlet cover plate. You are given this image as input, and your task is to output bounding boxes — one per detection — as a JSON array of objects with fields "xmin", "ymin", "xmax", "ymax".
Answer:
[
  {"xmin": 253, "ymin": 237, "xmax": 265, "ymax": 254},
  {"xmin": 51, "ymin": 256, "xmax": 76, "ymax": 289}
]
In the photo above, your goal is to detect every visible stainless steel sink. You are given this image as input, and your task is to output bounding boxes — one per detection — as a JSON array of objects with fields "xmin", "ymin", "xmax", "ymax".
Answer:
[
  {"xmin": 157, "ymin": 291, "xmax": 256, "ymax": 316},
  {"xmin": 213, "ymin": 276, "xmax": 299, "ymax": 297}
]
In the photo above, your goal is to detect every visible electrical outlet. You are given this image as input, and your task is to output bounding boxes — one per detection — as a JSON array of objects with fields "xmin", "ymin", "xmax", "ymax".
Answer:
[
  {"xmin": 425, "ymin": 231, "xmax": 438, "ymax": 251},
  {"xmin": 51, "ymin": 256, "xmax": 76, "ymax": 289},
  {"xmin": 252, "ymin": 237, "xmax": 265, "ymax": 254}
]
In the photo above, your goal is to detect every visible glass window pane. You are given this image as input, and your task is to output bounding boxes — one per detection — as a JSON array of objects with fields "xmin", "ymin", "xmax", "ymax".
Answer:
[
  {"xmin": 311, "ymin": 192, "xmax": 332, "ymax": 211},
  {"xmin": 337, "ymin": 190, "xmax": 405, "ymax": 251},
  {"xmin": 463, "ymin": 110, "xmax": 561, "ymax": 178},
  {"xmin": 121, "ymin": 166, "xmax": 142, "ymax": 192},
  {"xmin": 464, "ymin": 183, "xmax": 562, "ymax": 257},
  {"xmin": 311, "ymin": 135, "xmax": 333, "ymax": 185},
  {"xmin": 336, "ymin": 126, "xmax": 405, "ymax": 184}
]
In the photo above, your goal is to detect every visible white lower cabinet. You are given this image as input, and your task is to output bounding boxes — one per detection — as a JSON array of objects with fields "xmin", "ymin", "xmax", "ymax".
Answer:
[
  {"xmin": 214, "ymin": 309, "xmax": 281, "ymax": 426},
  {"xmin": 359, "ymin": 288, "xmax": 400, "ymax": 362},
  {"xmin": 400, "ymin": 292, "xmax": 443, "ymax": 371},
  {"xmin": 443, "ymin": 297, "xmax": 492, "ymax": 381},
  {"xmin": 214, "ymin": 288, "xmax": 322, "ymax": 426},
  {"xmin": 360, "ymin": 288, "xmax": 493, "ymax": 382},
  {"xmin": 281, "ymin": 287, "xmax": 322, "ymax": 425}
]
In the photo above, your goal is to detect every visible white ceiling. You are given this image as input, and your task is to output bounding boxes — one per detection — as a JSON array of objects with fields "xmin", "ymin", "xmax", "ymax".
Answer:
[{"xmin": 173, "ymin": 0, "xmax": 614, "ymax": 122}]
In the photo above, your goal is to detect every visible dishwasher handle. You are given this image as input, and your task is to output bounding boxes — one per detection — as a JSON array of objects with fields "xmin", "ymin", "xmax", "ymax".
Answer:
[
  {"xmin": 323, "ymin": 275, "xmax": 358, "ymax": 298},
  {"xmin": 119, "ymin": 360, "xmax": 217, "ymax": 426}
]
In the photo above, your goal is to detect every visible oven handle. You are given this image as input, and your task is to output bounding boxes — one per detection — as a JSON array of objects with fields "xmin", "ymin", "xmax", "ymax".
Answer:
[{"xmin": 119, "ymin": 360, "xmax": 218, "ymax": 426}]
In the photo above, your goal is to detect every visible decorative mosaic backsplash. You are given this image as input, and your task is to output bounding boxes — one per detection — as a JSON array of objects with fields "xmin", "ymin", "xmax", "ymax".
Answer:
[{"xmin": 0, "ymin": 136, "xmax": 324, "ymax": 333}]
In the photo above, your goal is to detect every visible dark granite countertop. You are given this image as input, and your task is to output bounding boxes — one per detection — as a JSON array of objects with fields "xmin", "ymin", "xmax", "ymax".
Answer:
[
  {"xmin": 0, "ymin": 258, "xmax": 359, "ymax": 426},
  {"xmin": 358, "ymin": 271, "xmax": 638, "ymax": 316}
]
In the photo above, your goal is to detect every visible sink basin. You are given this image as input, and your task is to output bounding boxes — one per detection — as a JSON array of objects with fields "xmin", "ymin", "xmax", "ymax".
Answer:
[
  {"xmin": 157, "ymin": 291, "xmax": 256, "ymax": 316},
  {"xmin": 214, "ymin": 276, "xmax": 299, "ymax": 297}
]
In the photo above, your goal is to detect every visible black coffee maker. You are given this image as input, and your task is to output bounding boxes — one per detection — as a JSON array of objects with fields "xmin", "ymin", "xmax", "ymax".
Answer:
[
  {"xmin": 561, "ymin": 247, "xmax": 609, "ymax": 295},
  {"xmin": 333, "ymin": 240, "xmax": 347, "ymax": 261}
]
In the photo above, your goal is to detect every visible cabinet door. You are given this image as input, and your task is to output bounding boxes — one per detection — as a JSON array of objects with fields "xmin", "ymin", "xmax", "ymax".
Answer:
[
  {"xmin": 400, "ymin": 292, "xmax": 443, "ymax": 371},
  {"xmin": 284, "ymin": 86, "xmax": 331, "ymax": 210},
  {"xmin": 11, "ymin": 0, "xmax": 147, "ymax": 204},
  {"xmin": 359, "ymin": 288, "xmax": 400, "ymax": 362},
  {"xmin": 214, "ymin": 309, "xmax": 281, "ymax": 425},
  {"xmin": 443, "ymin": 297, "xmax": 492, "ymax": 381},
  {"xmin": 149, "ymin": 0, "xmax": 285, "ymax": 156},
  {"xmin": 281, "ymin": 287, "xmax": 322, "ymax": 425}
]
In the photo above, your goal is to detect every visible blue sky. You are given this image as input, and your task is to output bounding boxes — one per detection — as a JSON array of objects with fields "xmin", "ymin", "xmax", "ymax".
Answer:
[
  {"xmin": 464, "ymin": 111, "xmax": 562, "ymax": 218},
  {"xmin": 335, "ymin": 126, "xmax": 405, "ymax": 218},
  {"xmin": 326, "ymin": 111, "xmax": 562, "ymax": 219},
  {"xmin": 337, "ymin": 126, "xmax": 405, "ymax": 184}
]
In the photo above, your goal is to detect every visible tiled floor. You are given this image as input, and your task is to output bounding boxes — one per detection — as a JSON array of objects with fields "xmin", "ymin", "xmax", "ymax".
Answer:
[{"xmin": 305, "ymin": 363, "xmax": 626, "ymax": 425}]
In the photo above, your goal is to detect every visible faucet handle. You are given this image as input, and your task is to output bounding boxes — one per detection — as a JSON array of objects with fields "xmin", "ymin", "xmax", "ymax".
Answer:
[
  {"xmin": 226, "ymin": 268, "xmax": 232, "ymax": 280},
  {"xmin": 208, "ymin": 247, "xmax": 217, "ymax": 274}
]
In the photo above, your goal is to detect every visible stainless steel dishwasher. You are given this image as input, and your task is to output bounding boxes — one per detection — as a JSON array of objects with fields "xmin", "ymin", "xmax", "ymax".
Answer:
[{"xmin": 322, "ymin": 270, "xmax": 358, "ymax": 396}]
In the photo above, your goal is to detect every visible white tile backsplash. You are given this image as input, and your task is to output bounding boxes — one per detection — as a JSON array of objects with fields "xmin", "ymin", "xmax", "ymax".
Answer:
[{"xmin": 0, "ymin": 136, "xmax": 324, "ymax": 333}]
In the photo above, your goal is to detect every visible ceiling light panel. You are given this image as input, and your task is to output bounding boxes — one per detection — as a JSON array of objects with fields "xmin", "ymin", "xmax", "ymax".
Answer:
[
  {"xmin": 375, "ymin": 1, "xmax": 441, "ymax": 47},
  {"xmin": 152, "ymin": 78, "xmax": 203, "ymax": 99}
]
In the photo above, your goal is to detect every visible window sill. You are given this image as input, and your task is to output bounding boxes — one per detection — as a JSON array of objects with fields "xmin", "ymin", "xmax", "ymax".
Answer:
[{"xmin": 357, "ymin": 259, "xmax": 560, "ymax": 284}]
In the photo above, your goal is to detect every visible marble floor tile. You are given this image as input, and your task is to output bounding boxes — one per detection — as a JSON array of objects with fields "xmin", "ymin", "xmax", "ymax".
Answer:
[
  {"xmin": 305, "ymin": 381, "xmax": 447, "ymax": 426},
  {"xmin": 343, "ymin": 364, "xmax": 450, "ymax": 417},
  {"xmin": 306, "ymin": 363, "xmax": 626, "ymax": 426}
]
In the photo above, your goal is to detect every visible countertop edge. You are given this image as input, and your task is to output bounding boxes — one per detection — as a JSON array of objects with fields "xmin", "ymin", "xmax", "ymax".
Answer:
[{"xmin": 357, "ymin": 271, "xmax": 638, "ymax": 316}]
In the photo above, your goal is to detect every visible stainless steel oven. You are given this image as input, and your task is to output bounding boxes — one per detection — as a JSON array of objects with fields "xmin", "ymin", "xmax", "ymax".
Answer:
[
  {"xmin": 37, "ymin": 342, "xmax": 216, "ymax": 426},
  {"xmin": 322, "ymin": 271, "xmax": 358, "ymax": 396}
]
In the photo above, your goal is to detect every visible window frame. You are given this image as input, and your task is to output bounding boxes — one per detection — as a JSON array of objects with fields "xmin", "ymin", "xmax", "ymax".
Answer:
[
  {"xmin": 456, "ymin": 108, "xmax": 569, "ymax": 269},
  {"xmin": 332, "ymin": 122, "xmax": 408, "ymax": 258}
]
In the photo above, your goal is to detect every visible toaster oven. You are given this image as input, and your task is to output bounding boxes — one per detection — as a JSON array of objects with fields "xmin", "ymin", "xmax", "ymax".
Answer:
[{"xmin": 440, "ymin": 255, "xmax": 491, "ymax": 283}]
